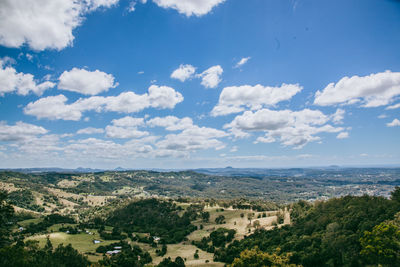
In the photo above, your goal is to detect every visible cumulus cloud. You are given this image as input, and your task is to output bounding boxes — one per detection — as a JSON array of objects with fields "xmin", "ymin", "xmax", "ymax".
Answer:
[
  {"xmin": 147, "ymin": 116, "xmax": 193, "ymax": 131},
  {"xmin": 152, "ymin": 0, "xmax": 225, "ymax": 17},
  {"xmin": 105, "ymin": 125, "xmax": 149, "ymax": 139},
  {"xmin": 58, "ymin": 68, "xmax": 118, "ymax": 95},
  {"xmin": 387, "ymin": 118, "xmax": 400, "ymax": 127},
  {"xmin": 0, "ymin": 59, "xmax": 55, "ymax": 96},
  {"xmin": 77, "ymin": 127, "xmax": 104, "ymax": 134},
  {"xmin": 170, "ymin": 64, "xmax": 196, "ymax": 82},
  {"xmin": 24, "ymin": 85, "xmax": 183, "ymax": 120},
  {"xmin": 155, "ymin": 125, "xmax": 227, "ymax": 154},
  {"xmin": 331, "ymin": 108, "xmax": 345, "ymax": 124},
  {"xmin": 104, "ymin": 116, "xmax": 148, "ymax": 139},
  {"xmin": 197, "ymin": 65, "xmax": 223, "ymax": 88},
  {"xmin": 24, "ymin": 95, "xmax": 82, "ymax": 120},
  {"xmin": 386, "ymin": 103, "xmax": 400, "ymax": 110},
  {"xmin": 0, "ymin": 121, "xmax": 47, "ymax": 141},
  {"xmin": 211, "ymin": 83, "xmax": 303, "ymax": 116},
  {"xmin": 147, "ymin": 116, "xmax": 229, "ymax": 156},
  {"xmin": 314, "ymin": 71, "xmax": 400, "ymax": 107},
  {"xmin": 234, "ymin": 57, "xmax": 250, "ymax": 68},
  {"xmin": 111, "ymin": 116, "xmax": 144, "ymax": 127},
  {"xmin": 336, "ymin": 132, "xmax": 349, "ymax": 139},
  {"xmin": 0, "ymin": 0, "xmax": 118, "ymax": 51},
  {"xmin": 225, "ymin": 108, "xmax": 343, "ymax": 149}
]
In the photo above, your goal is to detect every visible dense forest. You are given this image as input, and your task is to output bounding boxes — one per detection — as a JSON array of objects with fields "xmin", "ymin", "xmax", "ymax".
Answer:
[
  {"xmin": 214, "ymin": 188, "xmax": 400, "ymax": 266},
  {"xmin": 106, "ymin": 198, "xmax": 198, "ymax": 243}
]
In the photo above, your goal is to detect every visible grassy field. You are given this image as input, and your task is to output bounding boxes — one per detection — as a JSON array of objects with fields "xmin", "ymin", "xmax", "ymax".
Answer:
[
  {"xmin": 26, "ymin": 229, "xmax": 119, "ymax": 262},
  {"xmin": 18, "ymin": 218, "xmax": 43, "ymax": 227},
  {"xmin": 22, "ymin": 204, "xmax": 290, "ymax": 265}
]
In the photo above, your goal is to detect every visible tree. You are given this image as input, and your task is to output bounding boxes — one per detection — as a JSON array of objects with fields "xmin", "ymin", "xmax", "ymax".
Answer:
[
  {"xmin": 391, "ymin": 186, "xmax": 400, "ymax": 203},
  {"xmin": 0, "ymin": 190, "xmax": 14, "ymax": 248},
  {"xmin": 360, "ymin": 221, "xmax": 400, "ymax": 265},
  {"xmin": 201, "ymin": 212, "xmax": 210, "ymax": 222},
  {"xmin": 215, "ymin": 215, "xmax": 225, "ymax": 224},
  {"xmin": 247, "ymin": 213, "xmax": 254, "ymax": 223},
  {"xmin": 229, "ymin": 247, "xmax": 297, "ymax": 267}
]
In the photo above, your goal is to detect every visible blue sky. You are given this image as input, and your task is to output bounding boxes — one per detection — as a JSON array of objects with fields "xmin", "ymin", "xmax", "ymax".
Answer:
[{"xmin": 0, "ymin": 0, "xmax": 399, "ymax": 169}]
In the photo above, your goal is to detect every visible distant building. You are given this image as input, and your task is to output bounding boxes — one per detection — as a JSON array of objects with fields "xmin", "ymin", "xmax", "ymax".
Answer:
[
  {"xmin": 93, "ymin": 240, "xmax": 101, "ymax": 244},
  {"xmin": 18, "ymin": 227, "xmax": 24, "ymax": 232},
  {"xmin": 114, "ymin": 246, "xmax": 122, "ymax": 249},
  {"xmin": 106, "ymin": 250, "xmax": 121, "ymax": 255},
  {"xmin": 153, "ymin": 236, "xmax": 160, "ymax": 242}
]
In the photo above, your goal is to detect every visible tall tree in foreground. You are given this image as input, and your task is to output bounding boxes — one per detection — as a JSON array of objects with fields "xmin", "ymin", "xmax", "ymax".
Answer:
[{"xmin": 0, "ymin": 190, "xmax": 14, "ymax": 248}]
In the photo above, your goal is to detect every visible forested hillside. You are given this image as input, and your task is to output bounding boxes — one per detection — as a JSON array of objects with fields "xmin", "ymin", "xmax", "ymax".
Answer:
[{"xmin": 214, "ymin": 188, "xmax": 400, "ymax": 266}]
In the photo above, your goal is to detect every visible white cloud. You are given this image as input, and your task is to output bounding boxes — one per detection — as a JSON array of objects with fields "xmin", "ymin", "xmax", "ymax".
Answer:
[
  {"xmin": 152, "ymin": 0, "xmax": 225, "ymax": 17},
  {"xmin": 26, "ymin": 53, "xmax": 33, "ymax": 61},
  {"xmin": 112, "ymin": 116, "xmax": 144, "ymax": 127},
  {"xmin": 378, "ymin": 114, "xmax": 387, "ymax": 119},
  {"xmin": 229, "ymin": 146, "xmax": 238, "ymax": 152},
  {"xmin": 211, "ymin": 83, "xmax": 303, "ymax": 116},
  {"xmin": 386, "ymin": 103, "xmax": 400, "ymax": 110},
  {"xmin": 170, "ymin": 64, "xmax": 196, "ymax": 82},
  {"xmin": 105, "ymin": 116, "xmax": 147, "ymax": 139},
  {"xmin": 105, "ymin": 125, "xmax": 149, "ymax": 139},
  {"xmin": 197, "ymin": 65, "xmax": 223, "ymax": 88},
  {"xmin": 336, "ymin": 132, "xmax": 349, "ymax": 139},
  {"xmin": 0, "ymin": 59, "xmax": 55, "ymax": 96},
  {"xmin": 24, "ymin": 95, "xmax": 82, "ymax": 121},
  {"xmin": 24, "ymin": 85, "xmax": 183, "ymax": 120},
  {"xmin": 234, "ymin": 57, "xmax": 250, "ymax": 68},
  {"xmin": 127, "ymin": 1, "xmax": 136, "ymax": 12},
  {"xmin": 314, "ymin": 71, "xmax": 400, "ymax": 107},
  {"xmin": 387, "ymin": 118, "xmax": 400, "ymax": 127},
  {"xmin": 225, "ymin": 108, "xmax": 343, "ymax": 149},
  {"xmin": 58, "ymin": 68, "xmax": 118, "ymax": 95},
  {"xmin": 77, "ymin": 127, "xmax": 104, "ymax": 134},
  {"xmin": 0, "ymin": 121, "xmax": 47, "ymax": 141},
  {"xmin": 331, "ymin": 108, "xmax": 345, "ymax": 124},
  {"xmin": 147, "ymin": 116, "xmax": 193, "ymax": 131},
  {"xmin": 0, "ymin": 0, "xmax": 118, "ymax": 51},
  {"xmin": 147, "ymin": 85, "xmax": 184, "ymax": 109},
  {"xmin": 155, "ymin": 125, "xmax": 227, "ymax": 153}
]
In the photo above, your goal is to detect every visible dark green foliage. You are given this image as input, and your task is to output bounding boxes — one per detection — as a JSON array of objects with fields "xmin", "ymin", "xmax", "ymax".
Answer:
[
  {"xmin": 0, "ymin": 241, "xmax": 89, "ymax": 267},
  {"xmin": 24, "ymin": 214, "xmax": 75, "ymax": 234},
  {"xmin": 106, "ymin": 199, "xmax": 197, "ymax": 243},
  {"xmin": 0, "ymin": 190, "xmax": 14, "ymax": 248},
  {"xmin": 391, "ymin": 186, "xmax": 400, "ymax": 203},
  {"xmin": 201, "ymin": 211, "xmax": 210, "ymax": 222},
  {"xmin": 193, "ymin": 228, "xmax": 236, "ymax": 253},
  {"xmin": 99, "ymin": 226, "xmax": 127, "ymax": 240},
  {"xmin": 7, "ymin": 190, "xmax": 44, "ymax": 212},
  {"xmin": 215, "ymin": 215, "xmax": 225, "ymax": 224},
  {"xmin": 59, "ymin": 226, "xmax": 79, "ymax": 234},
  {"xmin": 156, "ymin": 244, "xmax": 168, "ymax": 256},
  {"xmin": 215, "ymin": 194, "xmax": 400, "ymax": 266},
  {"xmin": 157, "ymin": 256, "xmax": 185, "ymax": 267}
]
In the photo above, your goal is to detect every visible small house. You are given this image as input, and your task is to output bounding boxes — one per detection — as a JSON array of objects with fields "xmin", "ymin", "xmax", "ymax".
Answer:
[
  {"xmin": 106, "ymin": 250, "xmax": 121, "ymax": 255},
  {"xmin": 93, "ymin": 240, "xmax": 101, "ymax": 244}
]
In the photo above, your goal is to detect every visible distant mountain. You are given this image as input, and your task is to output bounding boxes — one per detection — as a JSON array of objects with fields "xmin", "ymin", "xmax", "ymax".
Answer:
[{"xmin": 0, "ymin": 167, "xmax": 104, "ymax": 173}]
